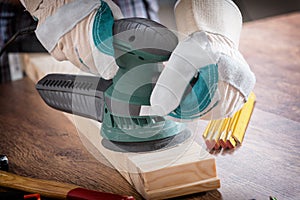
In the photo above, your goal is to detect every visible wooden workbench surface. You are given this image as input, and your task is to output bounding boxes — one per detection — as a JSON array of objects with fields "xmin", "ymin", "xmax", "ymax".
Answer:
[{"xmin": 0, "ymin": 12, "xmax": 300, "ymax": 199}]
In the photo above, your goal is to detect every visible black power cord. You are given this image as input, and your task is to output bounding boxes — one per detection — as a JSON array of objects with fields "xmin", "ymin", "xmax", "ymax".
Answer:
[{"xmin": 0, "ymin": 25, "xmax": 36, "ymax": 57}]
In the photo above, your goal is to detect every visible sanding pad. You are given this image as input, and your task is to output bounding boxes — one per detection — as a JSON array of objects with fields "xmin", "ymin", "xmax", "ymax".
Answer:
[{"xmin": 101, "ymin": 128, "xmax": 192, "ymax": 153}]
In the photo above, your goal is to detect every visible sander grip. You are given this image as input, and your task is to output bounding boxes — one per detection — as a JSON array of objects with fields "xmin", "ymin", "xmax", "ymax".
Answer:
[{"xmin": 36, "ymin": 73, "xmax": 112, "ymax": 122}]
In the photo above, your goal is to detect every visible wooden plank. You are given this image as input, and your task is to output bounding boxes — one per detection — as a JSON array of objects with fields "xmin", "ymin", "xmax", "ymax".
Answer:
[
  {"xmin": 146, "ymin": 178, "xmax": 220, "ymax": 200},
  {"xmin": 23, "ymin": 53, "xmax": 220, "ymax": 199},
  {"xmin": 70, "ymin": 114, "xmax": 220, "ymax": 199}
]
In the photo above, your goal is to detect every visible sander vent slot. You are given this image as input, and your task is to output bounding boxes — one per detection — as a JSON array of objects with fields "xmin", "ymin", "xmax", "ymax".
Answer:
[
  {"xmin": 108, "ymin": 115, "xmax": 166, "ymax": 130},
  {"xmin": 42, "ymin": 79, "xmax": 93, "ymax": 91}
]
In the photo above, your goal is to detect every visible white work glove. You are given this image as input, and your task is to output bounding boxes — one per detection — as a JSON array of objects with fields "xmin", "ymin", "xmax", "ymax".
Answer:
[
  {"xmin": 20, "ymin": 0, "xmax": 123, "ymax": 79},
  {"xmin": 141, "ymin": 0, "xmax": 255, "ymax": 120}
]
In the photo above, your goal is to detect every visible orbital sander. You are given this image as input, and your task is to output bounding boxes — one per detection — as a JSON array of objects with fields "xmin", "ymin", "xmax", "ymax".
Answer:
[{"xmin": 36, "ymin": 18, "xmax": 191, "ymax": 152}]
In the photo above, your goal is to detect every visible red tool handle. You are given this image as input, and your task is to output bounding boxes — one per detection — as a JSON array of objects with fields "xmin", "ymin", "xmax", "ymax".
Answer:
[{"xmin": 67, "ymin": 188, "xmax": 135, "ymax": 200}]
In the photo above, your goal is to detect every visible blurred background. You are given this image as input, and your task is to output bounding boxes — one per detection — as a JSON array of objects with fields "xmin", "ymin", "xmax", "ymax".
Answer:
[
  {"xmin": 158, "ymin": 0, "xmax": 300, "ymax": 29},
  {"xmin": 0, "ymin": 0, "xmax": 300, "ymax": 83}
]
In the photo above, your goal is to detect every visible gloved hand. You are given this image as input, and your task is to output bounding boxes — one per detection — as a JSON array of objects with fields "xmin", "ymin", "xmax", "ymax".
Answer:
[
  {"xmin": 20, "ymin": 0, "xmax": 123, "ymax": 79},
  {"xmin": 140, "ymin": 0, "xmax": 256, "ymax": 120}
]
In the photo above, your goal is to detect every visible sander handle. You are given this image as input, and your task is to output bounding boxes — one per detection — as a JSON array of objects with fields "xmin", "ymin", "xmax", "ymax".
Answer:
[{"xmin": 36, "ymin": 73, "xmax": 112, "ymax": 123}]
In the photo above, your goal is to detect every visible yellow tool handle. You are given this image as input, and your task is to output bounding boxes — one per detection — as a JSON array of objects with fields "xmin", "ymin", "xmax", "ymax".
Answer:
[
  {"xmin": 0, "ymin": 171, "xmax": 77, "ymax": 199},
  {"xmin": 0, "ymin": 171, "xmax": 134, "ymax": 200}
]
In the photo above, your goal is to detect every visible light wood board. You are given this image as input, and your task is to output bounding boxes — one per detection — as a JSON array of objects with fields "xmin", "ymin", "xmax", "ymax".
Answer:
[{"xmin": 22, "ymin": 53, "xmax": 220, "ymax": 199}]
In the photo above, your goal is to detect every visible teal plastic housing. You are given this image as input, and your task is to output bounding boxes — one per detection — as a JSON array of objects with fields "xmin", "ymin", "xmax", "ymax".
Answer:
[{"xmin": 101, "ymin": 47, "xmax": 185, "ymax": 142}]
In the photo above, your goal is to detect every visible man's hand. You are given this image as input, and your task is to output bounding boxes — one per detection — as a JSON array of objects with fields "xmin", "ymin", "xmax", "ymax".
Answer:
[
  {"xmin": 20, "ymin": 0, "xmax": 123, "ymax": 79},
  {"xmin": 141, "ymin": 0, "xmax": 256, "ymax": 120}
]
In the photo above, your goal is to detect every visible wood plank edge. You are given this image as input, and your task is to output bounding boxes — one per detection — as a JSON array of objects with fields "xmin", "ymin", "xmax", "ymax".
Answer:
[
  {"xmin": 144, "ymin": 177, "xmax": 220, "ymax": 200},
  {"xmin": 141, "ymin": 158, "xmax": 217, "ymax": 191}
]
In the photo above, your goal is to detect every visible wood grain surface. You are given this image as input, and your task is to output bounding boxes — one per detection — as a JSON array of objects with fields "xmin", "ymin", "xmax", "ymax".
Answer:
[
  {"xmin": 240, "ymin": 12, "xmax": 300, "ymax": 122},
  {"xmin": 1, "ymin": 12, "xmax": 300, "ymax": 200}
]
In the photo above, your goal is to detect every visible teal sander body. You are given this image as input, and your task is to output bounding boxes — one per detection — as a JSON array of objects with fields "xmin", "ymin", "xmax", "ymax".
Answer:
[
  {"xmin": 102, "ymin": 18, "xmax": 185, "ymax": 143},
  {"xmin": 36, "ymin": 18, "xmax": 190, "ymax": 152}
]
